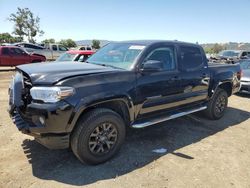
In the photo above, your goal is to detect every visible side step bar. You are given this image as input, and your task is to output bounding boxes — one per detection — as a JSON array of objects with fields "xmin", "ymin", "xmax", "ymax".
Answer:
[{"xmin": 131, "ymin": 106, "xmax": 207, "ymax": 128}]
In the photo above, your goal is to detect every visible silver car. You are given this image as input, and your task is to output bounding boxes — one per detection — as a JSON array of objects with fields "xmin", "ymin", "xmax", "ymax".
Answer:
[{"xmin": 239, "ymin": 59, "xmax": 250, "ymax": 93}]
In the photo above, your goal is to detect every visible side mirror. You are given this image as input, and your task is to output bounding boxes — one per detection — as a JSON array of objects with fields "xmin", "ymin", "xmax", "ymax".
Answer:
[{"xmin": 140, "ymin": 60, "xmax": 163, "ymax": 72}]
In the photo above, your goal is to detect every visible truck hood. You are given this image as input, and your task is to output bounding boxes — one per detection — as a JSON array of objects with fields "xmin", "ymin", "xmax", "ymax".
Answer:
[{"xmin": 17, "ymin": 61, "xmax": 119, "ymax": 85}]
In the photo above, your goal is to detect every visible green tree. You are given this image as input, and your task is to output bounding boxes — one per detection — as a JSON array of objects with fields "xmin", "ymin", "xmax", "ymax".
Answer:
[
  {"xmin": 92, "ymin": 39, "xmax": 100, "ymax": 49},
  {"xmin": 0, "ymin": 32, "xmax": 22, "ymax": 44},
  {"xmin": 212, "ymin": 43, "xmax": 225, "ymax": 54},
  {"xmin": 8, "ymin": 7, "xmax": 44, "ymax": 43},
  {"xmin": 204, "ymin": 47, "xmax": 214, "ymax": 54},
  {"xmin": 59, "ymin": 39, "xmax": 76, "ymax": 48},
  {"xmin": 41, "ymin": 38, "xmax": 55, "ymax": 44}
]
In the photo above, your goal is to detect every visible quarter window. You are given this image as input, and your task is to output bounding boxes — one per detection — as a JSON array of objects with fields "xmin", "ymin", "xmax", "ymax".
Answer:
[{"xmin": 180, "ymin": 46, "xmax": 203, "ymax": 71}]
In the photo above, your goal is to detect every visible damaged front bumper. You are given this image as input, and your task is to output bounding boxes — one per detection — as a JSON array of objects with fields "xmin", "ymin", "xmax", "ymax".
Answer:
[{"xmin": 8, "ymin": 72, "xmax": 73, "ymax": 149}]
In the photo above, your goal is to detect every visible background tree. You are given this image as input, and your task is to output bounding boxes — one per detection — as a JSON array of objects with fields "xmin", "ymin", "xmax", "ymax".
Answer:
[
  {"xmin": 59, "ymin": 39, "xmax": 76, "ymax": 48},
  {"xmin": 212, "ymin": 43, "xmax": 225, "ymax": 54},
  {"xmin": 0, "ymin": 32, "xmax": 22, "ymax": 44},
  {"xmin": 203, "ymin": 44, "xmax": 225, "ymax": 54},
  {"xmin": 8, "ymin": 7, "xmax": 44, "ymax": 43},
  {"xmin": 92, "ymin": 39, "xmax": 100, "ymax": 49},
  {"xmin": 41, "ymin": 38, "xmax": 55, "ymax": 44}
]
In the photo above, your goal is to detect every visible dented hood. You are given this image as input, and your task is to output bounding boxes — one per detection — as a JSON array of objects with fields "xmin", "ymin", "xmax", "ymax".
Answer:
[{"xmin": 17, "ymin": 61, "xmax": 118, "ymax": 85}]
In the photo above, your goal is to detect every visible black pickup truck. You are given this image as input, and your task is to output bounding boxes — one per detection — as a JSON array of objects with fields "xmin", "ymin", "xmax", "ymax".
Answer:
[{"xmin": 8, "ymin": 40, "xmax": 241, "ymax": 164}]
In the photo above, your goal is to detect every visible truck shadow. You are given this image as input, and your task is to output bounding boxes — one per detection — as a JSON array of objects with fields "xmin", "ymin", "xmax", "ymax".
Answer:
[{"xmin": 21, "ymin": 107, "xmax": 250, "ymax": 186}]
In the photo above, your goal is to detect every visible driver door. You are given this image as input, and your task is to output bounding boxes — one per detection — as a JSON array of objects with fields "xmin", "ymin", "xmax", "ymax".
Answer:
[{"xmin": 136, "ymin": 44, "xmax": 183, "ymax": 117}]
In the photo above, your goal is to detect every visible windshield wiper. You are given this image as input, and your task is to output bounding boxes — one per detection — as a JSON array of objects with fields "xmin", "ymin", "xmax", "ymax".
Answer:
[
  {"xmin": 86, "ymin": 61, "xmax": 123, "ymax": 70},
  {"xmin": 100, "ymin": 64, "xmax": 123, "ymax": 69}
]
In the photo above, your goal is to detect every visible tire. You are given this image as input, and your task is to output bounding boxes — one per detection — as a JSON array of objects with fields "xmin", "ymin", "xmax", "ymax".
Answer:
[
  {"xmin": 70, "ymin": 108, "xmax": 126, "ymax": 165},
  {"xmin": 31, "ymin": 60, "xmax": 41, "ymax": 63},
  {"xmin": 204, "ymin": 88, "xmax": 228, "ymax": 120}
]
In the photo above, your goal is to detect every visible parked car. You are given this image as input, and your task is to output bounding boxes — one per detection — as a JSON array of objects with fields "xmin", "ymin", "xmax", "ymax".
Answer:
[
  {"xmin": 0, "ymin": 46, "xmax": 46, "ymax": 66},
  {"xmin": 76, "ymin": 46, "xmax": 93, "ymax": 51},
  {"xmin": 211, "ymin": 50, "xmax": 250, "ymax": 64},
  {"xmin": 239, "ymin": 59, "xmax": 250, "ymax": 93},
  {"xmin": 8, "ymin": 40, "xmax": 241, "ymax": 164},
  {"xmin": 14, "ymin": 42, "xmax": 45, "ymax": 52},
  {"xmin": 17, "ymin": 42, "xmax": 68, "ymax": 61},
  {"xmin": 56, "ymin": 50, "xmax": 95, "ymax": 62}
]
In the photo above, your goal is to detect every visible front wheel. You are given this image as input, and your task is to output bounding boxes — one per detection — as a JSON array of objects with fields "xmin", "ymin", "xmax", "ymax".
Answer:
[
  {"xmin": 70, "ymin": 108, "xmax": 126, "ymax": 165},
  {"xmin": 204, "ymin": 88, "xmax": 228, "ymax": 120}
]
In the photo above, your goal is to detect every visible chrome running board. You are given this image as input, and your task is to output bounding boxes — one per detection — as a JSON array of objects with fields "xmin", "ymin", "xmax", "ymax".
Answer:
[{"xmin": 131, "ymin": 106, "xmax": 207, "ymax": 128}]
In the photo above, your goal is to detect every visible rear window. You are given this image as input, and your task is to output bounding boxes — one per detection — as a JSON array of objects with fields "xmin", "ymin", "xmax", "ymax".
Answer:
[
  {"xmin": 180, "ymin": 46, "xmax": 203, "ymax": 71},
  {"xmin": 2, "ymin": 48, "xmax": 9, "ymax": 55}
]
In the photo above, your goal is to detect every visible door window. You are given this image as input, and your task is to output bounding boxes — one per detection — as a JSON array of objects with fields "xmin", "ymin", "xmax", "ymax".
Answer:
[
  {"xmin": 242, "ymin": 52, "xmax": 247, "ymax": 57},
  {"xmin": 180, "ymin": 46, "xmax": 203, "ymax": 71},
  {"xmin": 9, "ymin": 48, "xmax": 26, "ymax": 55},
  {"xmin": 52, "ymin": 45, "xmax": 58, "ymax": 51},
  {"xmin": 59, "ymin": 45, "xmax": 68, "ymax": 51},
  {"xmin": 145, "ymin": 47, "xmax": 176, "ymax": 71}
]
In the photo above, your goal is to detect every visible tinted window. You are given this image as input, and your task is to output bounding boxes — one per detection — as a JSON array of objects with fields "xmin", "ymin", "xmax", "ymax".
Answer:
[
  {"xmin": 180, "ymin": 46, "xmax": 203, "ymax": 71},
  {"xmin": 87, "ymin": 47, "xmax": 92, "ymax": 50},
  {"xmin": 2, "ymin": 48, "xmax": 9, "ymax": 55},
  {"xmin": 242, "ymin": 52, "xmax": 247, "ymax": 57},
  {"xmin": 52, "ymin": 45, "xmax": 57, "ymax": 51},
  {"xmin": 79, "ymin": 47, "xmax": 86, "ymax": 50},
  {"xmin": 145, "ymin": 47, "xmax": 176, "ymax": 71},
  {"xmin": 10, "ymin": 48, "xmax": 25, "ymax": 55},
  {"xmin": 23, "ymin": 44, "xmax": 44, "ymax": 50}
]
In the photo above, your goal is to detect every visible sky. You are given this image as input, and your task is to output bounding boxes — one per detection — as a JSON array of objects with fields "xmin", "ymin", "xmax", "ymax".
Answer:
[{"xmin": 0, "ymin": 0, "xmax": 250, "ymax": 43}]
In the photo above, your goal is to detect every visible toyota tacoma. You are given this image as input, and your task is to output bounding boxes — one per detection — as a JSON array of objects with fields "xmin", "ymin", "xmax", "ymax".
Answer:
[{"xmin": 8, "ymin": 40, "xmax": 241, "ymax": 164}]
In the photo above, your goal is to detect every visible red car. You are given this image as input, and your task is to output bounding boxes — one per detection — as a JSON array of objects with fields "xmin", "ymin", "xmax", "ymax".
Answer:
[
  {"xmin": 0, "ymin": 46, "xmax": 46, "ymax": 66},
  {"xmin": 56, "ymin": 50, "xmax": 95, "ymax": 62}
]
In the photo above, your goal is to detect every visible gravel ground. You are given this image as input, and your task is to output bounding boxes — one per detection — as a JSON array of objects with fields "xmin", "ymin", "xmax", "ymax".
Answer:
[{"xmin": 0, "ymin": 71, "xmax": 250, "ymax": 188}]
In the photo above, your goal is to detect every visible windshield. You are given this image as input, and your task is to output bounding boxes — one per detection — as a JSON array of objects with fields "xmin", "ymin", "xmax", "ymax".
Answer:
[
  {"xmin": 87, "ymin": 43, "xmax": 145, "ymax": 70},
  {"xmin": 218, "ymin": 50, "xmax": 239, "ymax": 57},
  {"xmin": 240, "ymin": 60, "xmax": 250, "ymax": 70},
  {"xmin": 56, "ymin": 52, "xmax": 77, "ymax": 61}
]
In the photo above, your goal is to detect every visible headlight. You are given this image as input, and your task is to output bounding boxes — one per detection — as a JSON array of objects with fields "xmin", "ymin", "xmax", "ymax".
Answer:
[{"xmin": 30, "ymin": 86, "xmax": 75, "ymax": 103}]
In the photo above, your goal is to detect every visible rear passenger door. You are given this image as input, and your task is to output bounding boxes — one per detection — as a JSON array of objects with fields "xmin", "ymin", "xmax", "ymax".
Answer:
[{"xmin": 177, "ymin": 45, "xmax": 210, "ymax": 106}]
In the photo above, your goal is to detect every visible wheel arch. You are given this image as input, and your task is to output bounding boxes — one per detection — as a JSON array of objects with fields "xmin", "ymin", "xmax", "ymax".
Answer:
[
  {"xmin": 66, "ymin": 96, "xmax": 134, "ymax": 132},
  {"xmin": 209, "ymin": 81, "xmax": 233, "ymax": 99}
]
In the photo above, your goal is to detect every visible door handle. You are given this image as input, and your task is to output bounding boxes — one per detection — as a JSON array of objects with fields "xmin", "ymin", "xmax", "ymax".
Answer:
[{"xmin": 170, "ymin": 76, "xmax": 180, "ymax": 81}]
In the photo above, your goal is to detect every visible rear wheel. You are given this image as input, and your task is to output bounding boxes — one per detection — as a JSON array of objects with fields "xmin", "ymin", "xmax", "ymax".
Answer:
[
  {"xmin": 204, "ymin": 88, "xmax": 228, "ymax": 120},
  {"xmin": 71, "ymin": 108, "xmax": 126, "ymax": 165}
]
